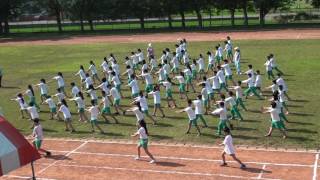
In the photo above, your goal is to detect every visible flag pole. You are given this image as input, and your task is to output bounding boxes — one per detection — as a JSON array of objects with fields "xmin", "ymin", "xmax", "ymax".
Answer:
[{"xmin": 31, "ymin": 161, "xmax": 36, "ymax": 180}]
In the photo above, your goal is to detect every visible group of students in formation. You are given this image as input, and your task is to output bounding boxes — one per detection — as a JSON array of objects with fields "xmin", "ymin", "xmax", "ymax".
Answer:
[{"xmin": 9, "ymin": 36, "xmax": 290, "ymax": 166}]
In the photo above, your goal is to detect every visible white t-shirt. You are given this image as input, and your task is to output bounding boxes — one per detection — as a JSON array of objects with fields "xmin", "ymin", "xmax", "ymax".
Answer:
[
  {"xmin": 223, "ymin": 135, "xmax": 235, "ymax": 155},
  {"xmin": 74, "ymin": 97, "xmax": 85, "ymax": 109},
  {"xmin": 27, "ymin": 106, "xmax": 39, "ymax": 119},
  {"xmin": 276, "ymin": 78, "xmax": 288, "ymax": 91},
  {"xmin": 110, "ymin": 87, "xmax": 120, "ymax": 100},
  {"xmin": 71, "ymin": 86, "xmax": 80, "ymax": 97},
  {"xmin": 55, "ymin": 92, "xmax": 65, "ymax": 102},
  {"xmin": 225, "ymin": 97, "xmax": 236, "ymax": 107},
  {"xmin": 128, "ymin": 79, "xmax": 139, "ymax": 94},
  {"xmin": 53, "ymin": 76, "xmax": 65, "ymax": 88},
  {"xmin": 255, "ymin": 75, "xmax": 262, "ymax": 87},
  {"xmin": 59, "ymin": 105, "xmax": 71, "ymax": 119},
  {"xmin": 212, "ymin": 108, "xmax": 227, "ymax": 120},
  {"xmin": 15, "ymin": 97, "xmax": 27, "ymax": 110},
  {"xmin": 102, "ymin": 96, "xmax": 110, "ymax": 108},
  {"xmin": 162, "ymin": 81, "xmax": 172, "ymax": 91},
  {"xmin": 38, "ymin": 82, "xmax": 48, "ymax": 95},
  {"xmin": 221, "ymin": 64, "xmax": 232, "ymax": 76},
  {"xmin": 136, "ymin": 52, "xmax": 144, "ymax": 62},
  {"xmin": 175, "ymin": 76, "xmax": 185, "ymax": 84},
  {"xmin": 89, "ymin": 106, "xmax": 100, "ymax": 120},
  {"xmin": 264, "ymin": 60, "xmax": 272, "ymax": 71},
  {"xmin": 208, "ymin": 54, "xmax": 214, "ymax": 64},
  {"xmin": 268, "ymin": 108, "xmax": 280, "ymax": 121},
  {"xmin": 138, "ymin": 127, "xmax": 148, "ymax": 139},
  {"xmin": 142, "ymin": 73, "xmax": 153, "ymax": 85},
  {"xmin": 184, "ymin": 106, "xmax": 196, "ymax": 120},
  {"xmin": 84, "ymin": 77, "xmax": 93, "ymax": 89},
  {"xmin": 192, "ymin": 100, "xmax": 203, "ymax": 115},
  {"xmin": 197, "ymin": 58, "xmax": 205, "ymax": 70},
  {"xmin": 112, "ymin": 63, "xmax": 120, "ymax": 75},
  {"xmin": 97, "ymin": 82, "xmax": 109, "ymax": 94},
  {"xmin": 171, "ymin": 57, "xmax": 179, "ymax": 68},
  {"xmin": 112, "ymin": 76, "xmax": 121, "ymax": 86},
  {"xmin": 201, "ymin": 88, "xmax": 208, "ymax": 100},
  {"xmin": 163, "ymin": 64, "xmax": 170, "ymax": 75},
  {"xmin": 150, "ymin": 58, "xmax": 157, "ymax": 68},
  {"xmin": 132, "ymin": 107, "xmax": 144, "ymax": 122},
  {"xmin": 242, "ymin": 77, "xmax": 254, "ymax": 88},
  {"xmin": 217, "ymin": 70, "xmax": 226, "ymax": 83},
  {"xmin": 158, "ymin": 68, "xmax": 165, "ymax": 81},
  {"xmin": 88, "ymin": 89, "xmax": 97, "ymax": 100},
  {"xmin": 210, "ymin": 76, "xmax": 220, "ymax": 89},
  {"xmin": 89, "ymin": 64, "xmax": 98, "ymax": 75},
  {"xmin": 149, "ymin": 91, "xmax": 161, "ymax": 104},
  {"xmin": 33, "ymin": 124, "xmax": 43, "ymax": 140},
  {"xmin": 25, "ymin": 89, "xmax": 33, "ymax": 99},
  {"xmin": 101, "ymin": 61, "xmax": 109, "ymax": 72},
  {"xmin": 45, "ymin": 98, "xmax": 56, "ymax": 108},
  {"xmin": 135, "ymin": 96, "xmax": 148, "ymax": 111},
  {"xmin": 234, "ymin": 86, "xmax": 242, "ymax": 98},
  {"xmin": 77, "ymin": 69, "xmax": 86, "ymax": 80}
]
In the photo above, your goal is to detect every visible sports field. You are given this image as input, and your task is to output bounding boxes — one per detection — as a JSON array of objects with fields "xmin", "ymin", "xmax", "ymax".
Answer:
[
  {"xmin": 3, "ymin": 139, "xmax": 320, "ymax": 180},
  {"xmin": 0, "ymin": 29, "xmax": 320, "ymax": 149}
]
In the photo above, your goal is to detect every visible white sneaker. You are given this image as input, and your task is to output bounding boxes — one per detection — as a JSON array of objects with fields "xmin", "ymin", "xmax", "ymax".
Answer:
[
  {"xmin": 149, "ymin": 160, "xmax": 155, "ymax": 164},
  {"xmin": 134, "ymin": 157, "xmax": 140, "ymax": 160}
]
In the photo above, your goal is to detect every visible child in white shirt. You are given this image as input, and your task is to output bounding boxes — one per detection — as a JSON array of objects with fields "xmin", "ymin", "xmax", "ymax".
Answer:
[
  {"xmin": 176, "ymin": 100, "xmax": 201, "ymax": 136},
  {"xmin": 86, "ymin": 100, "xmax": 105, "ymax": 133}
]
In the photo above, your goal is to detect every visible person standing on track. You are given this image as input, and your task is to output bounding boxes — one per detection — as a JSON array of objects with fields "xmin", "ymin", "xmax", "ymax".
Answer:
[
  {"xmin": 32, "ymin": 119, "xmax": 51, "ymax": 157},
  {"xmin": 220, "ymin": 127, "xmax": 246, "ymax": 169},
  {"xmin": 131, "ymin": 120, "xmax": 156, "ymax": 164}
]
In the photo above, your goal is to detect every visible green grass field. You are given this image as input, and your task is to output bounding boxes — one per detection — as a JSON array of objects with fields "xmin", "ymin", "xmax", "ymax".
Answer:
[{"xmin": 0, "ymin": 39, "xmax": 319, "ymax": 149}]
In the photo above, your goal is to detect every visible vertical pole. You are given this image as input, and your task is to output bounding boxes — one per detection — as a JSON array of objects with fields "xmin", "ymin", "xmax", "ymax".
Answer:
[{"xmin": 31, "ymin": 161, "xmax": 36, "ymax": 180}]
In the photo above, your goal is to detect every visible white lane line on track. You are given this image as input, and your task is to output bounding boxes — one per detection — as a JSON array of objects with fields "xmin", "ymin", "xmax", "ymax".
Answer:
[{"xmin": 313, "ymin": 153, "xmax": 319, "ymax": 180}]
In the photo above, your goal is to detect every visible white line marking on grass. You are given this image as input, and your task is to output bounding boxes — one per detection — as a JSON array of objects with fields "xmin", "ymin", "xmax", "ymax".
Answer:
[
  {"xmin": 48, "ymin": 150, "xmax": 312, "ymax": 167},
  {"xmin": 257, "ymin": 164, "xmax": 266, "ymax": 179},
  {"xmin": 4, "ymin": 175, "xmax": 57, "ymax": 180},
  {"xmin": 37, "ymin": 141, "xmax": 88, "ymax": 174},
  {"xmin": 39, "ymin": 163, "xmax": 281, "ymax": 180},
  {"xmin": 313, "ymin": 153, "xmax": 319, "ymax": 180},
  {"xmin": 39, "ymin": 138, "xmax": 318, "ymax": 154}
]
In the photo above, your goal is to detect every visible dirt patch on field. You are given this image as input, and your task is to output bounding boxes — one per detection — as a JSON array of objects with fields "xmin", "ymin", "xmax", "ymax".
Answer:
[{"xmin": 0, "ymin": 28, "xmax": 319, "ymax": 46}]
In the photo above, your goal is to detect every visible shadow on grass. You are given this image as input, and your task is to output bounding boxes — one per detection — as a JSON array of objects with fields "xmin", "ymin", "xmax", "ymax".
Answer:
[
  {"xmin": 290, "ymin": 99, "xmax": 309, "ymax": 103},
  {"xmin": 289, "ymin": 112, "xmax": 314, "ymax": 117},
  {"xmin": 165, "ymin": 115, "xmax": 186, "ymax": 120},
  {"xmin": 233, "ymin": 135, "xmax": 259, "ymax": 140},
  {"xmin": 149, "ymin": 134, "xmax": 173, "ymax": 139},
  {"xmin": 43, "ymin": 128, "xmax": 58, "ymax": 133},
  {"xmin": 236, "ymin": 127, "xmax": 257, "ymax": 131},
  {"xmin": 286, "ymin": 136, "xmax": 313, "ymax": 142},
  {"xmin": 289, "ymin": 121, "xmax": 313, "ymax": 125},
  {"xmin": 117, "ymin": 122, "xmax": 136, "ymax": 127},
  {"xmin": 155, "ymin": 122, "xmax": 174, "ymax": 127},
  {"xmin": 243, "ymin": 119, "xmax": 260, "ymax": 123},
  {"xmin": 156, "ymin": 161, "xmax": 185, "ymax": 167},
  {"xmin": 288, "ymin": 128, "xmax": 318, "ymax": 134},
  {"xmin": 287, "ymin": 104, "xmax": 303, "ymax": 108},
  {"xmin": 247, "ymin": 109, "xmax": 262, "ymax": 114},
  {"xmin": 201, "ymin": 133, "xmax": 219, "ymax": 138},
  {"xmin": 45, "ymin": 154, "xmax": 72, "ymax": 161},
  {"xmin": 0, "ymin": 86, "xmax": 20, "ymax": 89}
]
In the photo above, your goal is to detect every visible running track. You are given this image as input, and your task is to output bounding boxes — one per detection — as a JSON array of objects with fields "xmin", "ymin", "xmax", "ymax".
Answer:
[{"xmin": 2, "ymin": 139, "xmax": 319, "ymax": 180}]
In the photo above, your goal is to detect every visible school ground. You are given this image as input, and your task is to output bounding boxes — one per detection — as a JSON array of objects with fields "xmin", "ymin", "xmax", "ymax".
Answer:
[{"xmin": 2, "ymin": 138, "xmax": 320, "ymax": 180}]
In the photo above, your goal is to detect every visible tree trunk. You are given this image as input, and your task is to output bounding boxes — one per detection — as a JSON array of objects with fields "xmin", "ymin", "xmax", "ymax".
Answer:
[
  {"xmin": 179, "ymin": 11, "xmax": 186, "ymax": 28},
  {"xmin": 230, "ymin": 9, "xmax": 235, "ymax": 27},
  {"xmin": 80, "ymin": 13, "xmax": 84, "ymax": 32},
  {"xmin": 195, "ymin": 9, "xmax": 203, "ymax": 28},
  {"xmin": 168, "ymin": 14, "xmax": 172, "ymax": 29},
  {"xmin": 139, "ymin": 17, "xmax": 145, "ymax": 30},
  {"xmin": 259, "ymin": 7, "xmax": 265, "ymax": 26},
  {"xmin": 88, "ymin": 19, "xmax": 94, "ymax": 31},
  {"xmin": 242, "ymin": 1, "xmax": 248, "ymax": 26},
  {"xmin": 4, "ymin": 20, "xmax": 9, "ymax": 34},
  {"xmin": 55, "ymin": 10, "xmax": 62, "ymax": 32},
  {"xmin": 0, "ymin": 21, "xmax": 3, "ymax": 34}
]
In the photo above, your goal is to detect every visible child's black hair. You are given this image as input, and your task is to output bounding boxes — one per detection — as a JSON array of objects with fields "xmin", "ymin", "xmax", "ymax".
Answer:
[
  {"xmin": 271, "ymin": 101, "xmax": 277, "ymax": 108},
  {"xmin": 248, "ymin": 64, "xmax": 253, "ymax": 69},
  {"xmin": 70, "ymin": 82, "xmax": 75, "ymax": 86},
  {"xmin": 197, "ymin": 94, "xmax": 202, "ymax": 99},
  {"xmin": 228, "ymin": 91, "xmax": 234, "ymax": 96},
  {"xmin": 90, "ymin": 99, "xmax": 95, "ymax": 106},
  {"xmin": 33, "ymin": 118, "xmax": 40, "ymax": 124},
  {"xmin": 220, "ymin": 94, "xmax": 226, "ymax": 100},
  {"xmin": 40, "ymin": 78, "xmax": 46, "ymax": 83},
  {"xmin": 78, "ymin": 92, "xmax": 84, "ymax": 100},
  {"xmin": 223, "ymin": 127, "xmax": 231, "ymax": 134},
  {"xmin": 207, "ymin": 51, "xmax": 211, "ymax": 55},
  {"xmin": 187, "ymin": 99, "xmax": 192, "ymax": 105},
  {"xmin": 28, "ymin": 85, "xmax": 35, "ymax": 96},
  {"xmin": 237, "ymin": 80, "xmax": 242, "ymax": 85},
  {"xmin": 102, "ymin": 77, "xmax": 107, "ymax": 82},
  {"xmin": 58, "ymin": 72, "xmax": 63, "ymax": 77},
  {"xmin": 219, "ymin": 101, "xmax": 225, "ymax": 107},
  {"xmin": 256, "ymin": 70, "xmax": 260, "ymax": 74},
  {"xmin": 61, "ymin": 99, "xmax": 68, "ymax": 107},
  {"xmin": 80, "ymin": 65, "xmax": 84, "ymax": 70},
  {"xmin": 88, "ymin": 84, "xmax": 94, "ymax": 90}
]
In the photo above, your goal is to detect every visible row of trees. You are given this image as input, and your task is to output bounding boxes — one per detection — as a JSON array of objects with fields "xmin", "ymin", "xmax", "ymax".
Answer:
[{"xmin": 0, "ymin": 0, "xmax": 319, "ymax": 34}]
